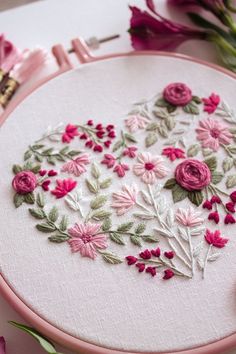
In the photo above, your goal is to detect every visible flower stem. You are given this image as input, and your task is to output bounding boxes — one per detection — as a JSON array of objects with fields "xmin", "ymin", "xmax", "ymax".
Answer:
[
  {"xmin": 187, "ymin": 227, "xmax": 194, "ymax": 276},
  {"xmin": 138, "ymin": 257, "xmax": 191, "ymax": 278},
  {"xmin": 202, "ymin": 244, "xmax": 212, "ymax": 279}
]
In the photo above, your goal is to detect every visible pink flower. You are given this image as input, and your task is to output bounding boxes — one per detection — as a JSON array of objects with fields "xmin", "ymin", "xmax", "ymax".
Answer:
[
  {"xmin": 202, "ymin": 93, "xmax": 220, "ymax": 113},
  {"xmin": 126, "ymin": 256, "xmax": 138, "ymax": 265},
  {"xmin": 204, "ymin": 229, "xmax": 228, "ymax": 248},
  {"xmin": 164, "ymin": 251, "xmax": 175, "ymax": 259},
  {"xmin": 226, "ymin": 201, "xmax": 235, "ymax": 212},
  {"xmin": 224, "ymin": 214, "xmax": 236, "ymax": 224},
  {"xmin": 12, "ymin": 171, "xmax": 37, "ymax": 194},
  {"xmin": 123, "ymin": 146, "xmax": 138, "ymax": 158},
  {"xmin": 101, "ymin": 154, "xmax": 116, "ymax": 168},
  {"xmin": 129, "ymin": 1, "xmax": 205, "ymax": 51},
  {"xmin": 163, "ymin": 269, "xmax": 175, "ymax": 280},
  {"xmin": 133, "ymin": 152, "xmax": 169, "ymax": 184},
  {"xmin": 210, "ymin": 195, "xmax": 221, "ymax": 204},
  {"xmin": 139, "ymin": 249, "xmax": 152, "ymax": 259},
  {"xmin": 146, "ymin": 266, "xmax": 157, "ymax": 277},
  {"xmin": 136, "ymin": 262, "xmax": 145, "ymax": 272},
  {"xmin": 151, "ymin": 247, "xmax": 161, "ymax": 257},
  {"xmin": 125, "ymin": 115, "xmax": 149, "ymax": 133},
  {"xmin": 230, "ymin": 191, "xmax": 236, "ymax": 202},
  {"xmin": 62, "ymin": 124, "xmax": 78, "ymax": 143},
  {"xmin": 163, "ymin": 83, "xmax": 192, "ymax": 106},
  {"xmin": 175, "ymin": 159, "xmax": 211, "ymax": 191},
  {"xmin": 111, "ymin": 184, "xmax": 137, "ymax": 216},
  {"xmin": 203, "ymin": 200, "xmax": 212, "ymax": 210},
  {"xmin": 68, "ymin": 222, "xmax": 107, "ymax": 259},
  {"xmin": 0, "ymin": 336, "xmax": 6, "ymax": 354},
  {"xmin": 162, "ymin": 146, "xmax": 185, "ymax": 161},
  {"xmin": 208, "ymin": 211, "xmax": 220, "ymax": 224},
  {"xmin": 113, "ymin": 163, "xmax": 130, "ymax": 177},
  {"xmin": 175, "ymin": 206, "xmax": 204, "ymax": 227},
  {"xmin": 51, "ymin": 179, "xmax": 77, "ymax": 198},
  {"xmin": 61, "ymin": 154, "xmax": 90, "ymax": 177},
  {"xmin": 196, "ymin": 117, "xmax": 232, "ymax": 152}
]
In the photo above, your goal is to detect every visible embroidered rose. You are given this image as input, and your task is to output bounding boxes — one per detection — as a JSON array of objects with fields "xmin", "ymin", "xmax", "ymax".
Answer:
[
  {"xmin": 68, "ymin": 222, "xmax": 107, "ymax": 259},
  {"xmin": 175, "ymin": 159, "xmax": 211, "ymax": 191},
  {"xmin": 204, "ymin": 229, "xmax": 228, "ymax": 248},
  {"xmin": 61, "ymin": 153, "xmax": 90, "ymax": 177},
  {"xmin": 196, "ymin": 117, "xmax": 232, "ymax": 151},
  {"xmin": 175, "ymin": 206, "xmax": 204, "ymax": 227},
  {"xmin": 112, "ymin": 184, "xmax": 138, "ymax": 216},
  {"xmin": 163, "ymin": 83, "xmax": 192, "ymax": 106},
  {"xmin": 133, "ymin": 152, "xmax": 169, "ymax": 184},
  {"xmin": 12, "ymin": 171, "xmax": 37, "ymax": 194},
  {"xmin": 125, "ymin": 115, "xmax": 149, "ymax": 133}
]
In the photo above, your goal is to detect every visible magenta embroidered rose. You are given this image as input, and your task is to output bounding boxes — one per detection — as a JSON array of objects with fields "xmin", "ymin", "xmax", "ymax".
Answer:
[
  {"xmin": 175, "ymin": 159, "xmax": 211, "ymax": 191},
  {"xmin": 12, "ymin": 171, "xmax": 37, "ymax": 194},
  {"xmin": 163, "ymin": 83, "xmax": 192, "ymax": 106}
]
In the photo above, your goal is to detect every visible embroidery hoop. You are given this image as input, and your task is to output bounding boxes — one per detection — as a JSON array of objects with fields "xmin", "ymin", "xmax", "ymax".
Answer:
[{"xmin": 0, "ymin": 38, "xmax": 236, "ymax": 354}]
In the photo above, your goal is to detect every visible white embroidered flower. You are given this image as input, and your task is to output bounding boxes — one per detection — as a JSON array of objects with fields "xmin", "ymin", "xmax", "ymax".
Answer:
[{"xmin": 133, "ymin": 152, "xmax": 169, "ymax": 184}]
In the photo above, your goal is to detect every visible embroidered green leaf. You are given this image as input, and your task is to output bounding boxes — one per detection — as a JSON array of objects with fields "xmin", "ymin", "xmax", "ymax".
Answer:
[
  {"xmin": 142, "ymin": 234, "xmax": 159, "ymax": 243},
  {"xmin": 145, "ymin": 132, "xmax": 158, "ymax": 147},
  {"xmin": 102, "ymin": 218, "xmax": 112, "ymax": 231},
  {"xmin": 192, "ymin": 95, "xmax": 202, "ymax": 104},
  {"xmin": 13, "ymin": 193, "xmax": 24, "ymax": 208},
  {"xmin": 24, "ymin": 150, "xmax": 33, "ymax": 160},
  {"xmin": 29, "ymin": 208, "xmax": 46, "ymax": 219},
  {"xmin": 153, "ymin": 108, "xmax": 169, "ymax": 119},
  {"xmin": 100, "ymin": 178, "xmax": 112, "ymax": 189},
  {"xmin": 172, "ymin": 184, "xmax": 188, "ymax": 203},
  {"xmin": 36, "ymin": 192, "xmax": 45, "ymax": 208},
  {"xmin": 109, "ymin": 232, "xmax": 125, "ymax": 245},
  {"xmin": 90, "ymin": 195, "xmax": 107, "ymax": 209},
  {"xmin": 211, "ymin": 171, "xmax": 224, "ymax": 184},
  {"xmin": 12, "ymin": 164, "xmax": 23, "ymax": 174},
  {"xmin": 30, "ymin": 165, "xmax": 41, "ymax": 174},
  {"xmin": 222, "ymin": 157, "xmax": 234, "ymax": 173},
  {"xmin": 31, "ymin": 144, "xmax": 45, "ymax": 150},
  {"xmin": 164, "ymin": 178, "xmax": 177, "ymax": 190},
  {"xmin": 48, "ymin": 234, "xmax": 69, "ymax": 243},
  {"xmin": 133, "ymin": 212, "xmax": 154, "ymax": 220},
  {"xmin": 35, "ymin": 154, "xmax": 43, "ymax": 163},
  {"xmin": 155, "ymin": 98, "xmax": 176, "ymax": 113},
  {"xmin": 124, "ymin": 133, "xmax": 137, "ymax": 143},
  {"xmin": 188, "ymin": 190, "xmax": 203, "ymax": 206},
  {"xmin": 146, "ymin": 122, "xmax": 159, "ymax": 131},
  {"xmin": 154, "ymin": 228, "xmax": 173, "ymax": 238},
  {"xmin": 36, "ymin": 223, "xmax": 56, "ymax": 233},
  {"xmin": 208, "ymin": 253, "xmax": 220, "ymax": 262},
  {"xmin": 183, "ymin": 101, "xmax": 199, "ymax": 115},
  {"xmin": 91, "ymin": 210, "xmax": 112, "ymax": 221},
  {"xmin": 24, "ymin": 192, "xmax": 35, "ymax": 204},
  {"xmin": 91, "ymin": 163, "xmax": 100, "ymax": 179},
  {"xmin": 9, "ymin": 321, "xmax": 57, "ymax": 354},
  {"xmin": 60, "ymin": 146, "xmax": 69, "ymax": 154},
  {"xmin": 117, "ymin": 222, "xmax": 134, "ymax": 232},
  {"xmin": 100, "ymin": 251, "xmax": 123, "ymax": 264},
  {"xmin": 226, "ymin": 174, "xmax": 236, "ymax": 188},
  {"xmin": 68, "ymin": 150, "xmax": 81, "ymax": 157},
  {"xmin": 42, "ymin": 148, "xmax": 54, "ymax": 155},
  {"xmin": 157, "ymin": 124, "xmax": 168, "ymax": 138},
  {"xmin": 86, "ymin": 179, "xmax": 99, "ymax": 194},
  {"xmin": 23, "ymin": 161, "xmax": 33, "ymax": 170},
  {"xmin": 59, "ymin": 215, "xmax": 69, "ymax": 231},
  {"xmin": 164, "ymin": 116, "xmax": 175, "ymax": 130},
  {"xmin": 112, "ymin": 140, "xmax": 123, "ymax": 152},
  {"xmin": 202, "ymin": 148, "xmax": 213, "ymax": 157},
  {"xmin": 130, "ymin": 235, "xmax": 142, "ymax": 247},
  {"xmin": 47, "ymin": 156, "xmax": 56, "ymax": 165},
  {"xmin": 135, "ymin": 223, "xmax": 146, "ymax": 234},
  {"xmin": 187, "ymin": 144, "xmax": 200, "ymax": 157},
  {"xmin": 204, "ymin": 156, "xmax": 217, "ymax": 171},
  {"xmin": 227, "ymin": 145, "xmax": 236, "ymax": 154},
  {"xmin": 48, "ymin": 206, "xmax": 59, "ymax": 222}
]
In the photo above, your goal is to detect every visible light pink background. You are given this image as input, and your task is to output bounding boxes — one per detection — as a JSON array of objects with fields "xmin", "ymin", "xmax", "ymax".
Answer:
[{"xmin": 0, "ymin": 1, "xmax": 236, "ymax": 353}]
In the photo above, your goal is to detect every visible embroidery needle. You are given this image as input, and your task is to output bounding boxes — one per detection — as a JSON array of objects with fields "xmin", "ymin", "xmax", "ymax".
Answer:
[{"xmin": 68, "ymin": 34, "xmax": 120, "ymax": 52}]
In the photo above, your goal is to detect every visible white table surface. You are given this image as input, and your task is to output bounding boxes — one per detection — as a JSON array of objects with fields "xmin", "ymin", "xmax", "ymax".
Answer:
[{"xmin": 0, "ymin": 0, "xmax": 235, "ymax": 353}]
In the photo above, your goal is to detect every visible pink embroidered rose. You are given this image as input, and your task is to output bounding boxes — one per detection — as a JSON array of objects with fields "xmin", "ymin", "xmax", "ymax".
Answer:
[
  {"xmin": 12, "ymin": 171, "xmax": 37, "ymax": 194},
  {"xmin": 175, "ymin": 159, "xmax": 211, "ymax": 191},
  {"xmin": 163, "ymin": 83, "xmax": 192, "ymax": 106}
]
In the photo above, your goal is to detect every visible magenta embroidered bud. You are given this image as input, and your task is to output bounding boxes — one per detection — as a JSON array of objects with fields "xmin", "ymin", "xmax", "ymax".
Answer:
[
  {"xmin": 203, "ymin": 200, "xmax": 213, "ymax": 210},
  {"xmin": 146, "ymin": 266, "xmax": 157, "ymax": 277},
  {"xmin": 163, "ymin": 269, "xmax": 175, "ymax": 280},
  {"xmin": 230, "ymin": 191, "xmax": 236, "ymax": 202},
  {"xmin": 226, "ymin": 201, "xmax": 235, "ymax": 213},
  {"xmin": 136, "ymin": 263, "xmax": 145, "ymax": 272},
  {"xmin": 208, "ymin": 211, "xmax": 220, "ymax": 224},
  {"xmin": 210, "ymin": 195, "xmax": 221, "ymax": 204},
  {"xmin": 126, "ymin": 256, "xmax": 138, "ymax": 265},
  {"xmin": 139, "ymin": 249, "xmax": 152, "ymax": 260},
  {"xmin": 164, "ymin": 251, "xmax": 175, "ymax": 259},
  {"xmin": 151, "ymin": 247, "xmax": 161, "ymax": 257},
  {"xmin": 224, "ymin": 214, "xmax": 236, "ymax": 224}
]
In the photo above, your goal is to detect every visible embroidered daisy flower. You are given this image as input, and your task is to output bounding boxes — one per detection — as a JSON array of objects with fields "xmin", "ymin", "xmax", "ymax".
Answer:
[
  {"xmin": 196, "ymin": 117, "xmax": 232, "ymax": 151},
  {"xmin": 175, "ymin": 206, "xmax": 204, "ymax": 227},
  {"xmin": 133, "ymin": 152, "xmax": 169, "ymax": 184},
  {"xmin": 61, "ymin": 153, "xmax": 90, "ymax": 177},
  {"xmin": 111, "ymin": 184, "xmax": 138, "ymax": 215},
  {"xmin": 125, "ymin": 115, "xmax": 149, "ymax": 133},
  {"xmin": 68, "ymin": 222, "xmax": 107, "ymax": 259}
]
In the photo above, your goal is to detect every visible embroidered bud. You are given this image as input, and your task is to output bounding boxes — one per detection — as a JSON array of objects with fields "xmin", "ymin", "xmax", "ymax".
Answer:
[
  {"xmin": 146, "ymin": 266, "xmax": 156, "ymax": 277},
  {"xmin": 113, "ymin": 163, "xmax": 129, "ymax": 177},
  {"xmin": 135, "ymin": 262, "xmax": 145, "ymax": 272},
  {"xmin": 108, "ymin": 130, "xmax": 116, "ymax": 138},
  {"xmin": 210, "ymin": 195, "xmax": 221, "ymax": 204},
  {"xmin": 224, "ymin": 214, "xmax": 236, "ymax": 224},
  {"xmin": 208, "ymin": 211, "xmax": 220, "ymax": 224},
  {"xmin": 104, "ymin": 140, "xmax": 112, "ymax": 148},
  {"xmin": 202, "ymin": 200, "xmax": 212, "ymax": 210},
  {"xmin": 42, "ymin": 180, "xmax": 51, "ymax": 191},
  {"xmin": 48, "ymin": 169, "xmax": 57, "ymax": 177},
  {"xmin": 106, "ymin": 124, "xmax": 114, "ymax": 131},
  {"xmin": 230, "ymin": 191, "xmax": 236, "ymax": 202},
  {"xmin": 164, "ymin": 251, "xmax": 174, "ymax": 259},
  {"xmin": 87, "ymin": 119, "xmax": 94, "ymax": 126},
  {"xmin": 39, "ymin": 169, "xmax": 47, "ymax": 176},
  {"xmin": 101, "ymin": 154, "xmax": 116, "ymax": 168},
  {"xmin": 123, "ymin": 146, "xmax": 138, "ymax": 158},
  {"xmin": 93, "ymin": 145, "xmax": 103, "ymax": 152},
  {"xmin": 96, "ymin": 123, "xmax": 103, "ymax": 130},
  {"xmin": 85, "ymin": 140, "xmax": 94, "ymax": 148},
  {"xmin": 139, "ymin": 249, "xmax": 152, "ymax": 260},
  {"xmin": 163, "ymin": 269, "xmax": 175, "ymax": 280},
  {"xmin": 96, "ymin": 130, "xmax": 105, "ymax": 138},
  {"xmin": 80, "ymin": 133, "xmax": 88, "ymax": 140},
  {"xmin": 226, "ymin": 202, "xmax": 235, "ymax": 213},
  {"xmin": 126, "ymin": 256, "xmax": 138, "ymax": 265},
  {"xmin": 151, "ymin": 247, "xmax": 161, "ymax": 257}
]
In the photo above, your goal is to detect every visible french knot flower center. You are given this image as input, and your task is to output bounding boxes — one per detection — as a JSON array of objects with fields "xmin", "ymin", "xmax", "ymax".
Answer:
[
  {"xmin": 81, "ymin": 234, "xmax": 92, "ymax": 243},
  {"xmin": 210, "ymin": 128, "xmax": 221, "ymax": 139},
  {"xmin": 145, "ymin": 162, "xmax": 155, "ymax": 171}
]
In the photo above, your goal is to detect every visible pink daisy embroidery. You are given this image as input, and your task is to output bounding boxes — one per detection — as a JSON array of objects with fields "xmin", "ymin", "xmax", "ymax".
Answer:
[
  {"xmin": 175, "ymin": 206, "xmax": 204, "ymax": 228},
  {"xmin": 125, "ymin": 115, "xmax": 149, "ymax": 133},
  {"xmin": 133, "ymin": 152, "xmax": 169, "ymax": 184},
  {"xmin": 196, "ymin": 117, "xmax": 232, "ymax": 151},
  {"xmin": 111, "ymin": 184, "xmax": 137, "ymax": 216},
  {"xmin": 61, "ymin": 153, "xmax": 90, "ymax": 177},
  {"xmin": 51, "ymin": 178, "xmax": 77, "ymax": 198},
  {"xmin": 68, "ymin": 222, "xmax": 107, "ymax": 259}
]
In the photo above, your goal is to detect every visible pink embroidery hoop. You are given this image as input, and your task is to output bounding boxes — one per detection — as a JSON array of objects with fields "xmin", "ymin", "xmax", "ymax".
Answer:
[{"xmin": 0, "ymin": 38, "xmax": 236, "ymax": 354}]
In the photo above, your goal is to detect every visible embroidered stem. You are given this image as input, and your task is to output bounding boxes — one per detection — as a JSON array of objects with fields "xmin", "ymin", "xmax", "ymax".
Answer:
[
  {"xmin": 209, "ymin": 184, "xmax": 229, "ymax": 197},
  {"xmin": 187, "ymin": 227, "xmax": 194, "ymax": 276},
  {"xmin": 221, "ymin": 143, "xmax": 234, "ymax": 158},
  {"xmin": 138, "ymin": 258, "xmax": 191, "ymax": 278},
  {"xmin": 202, "ymin": 244, "xmax": 212, "ymax": 279}
]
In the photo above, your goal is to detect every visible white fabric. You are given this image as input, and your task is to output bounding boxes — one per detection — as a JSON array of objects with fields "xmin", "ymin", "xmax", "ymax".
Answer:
[{"xmin": 0, "ymin": 55, "xmax": 236, "ymax": 352}]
